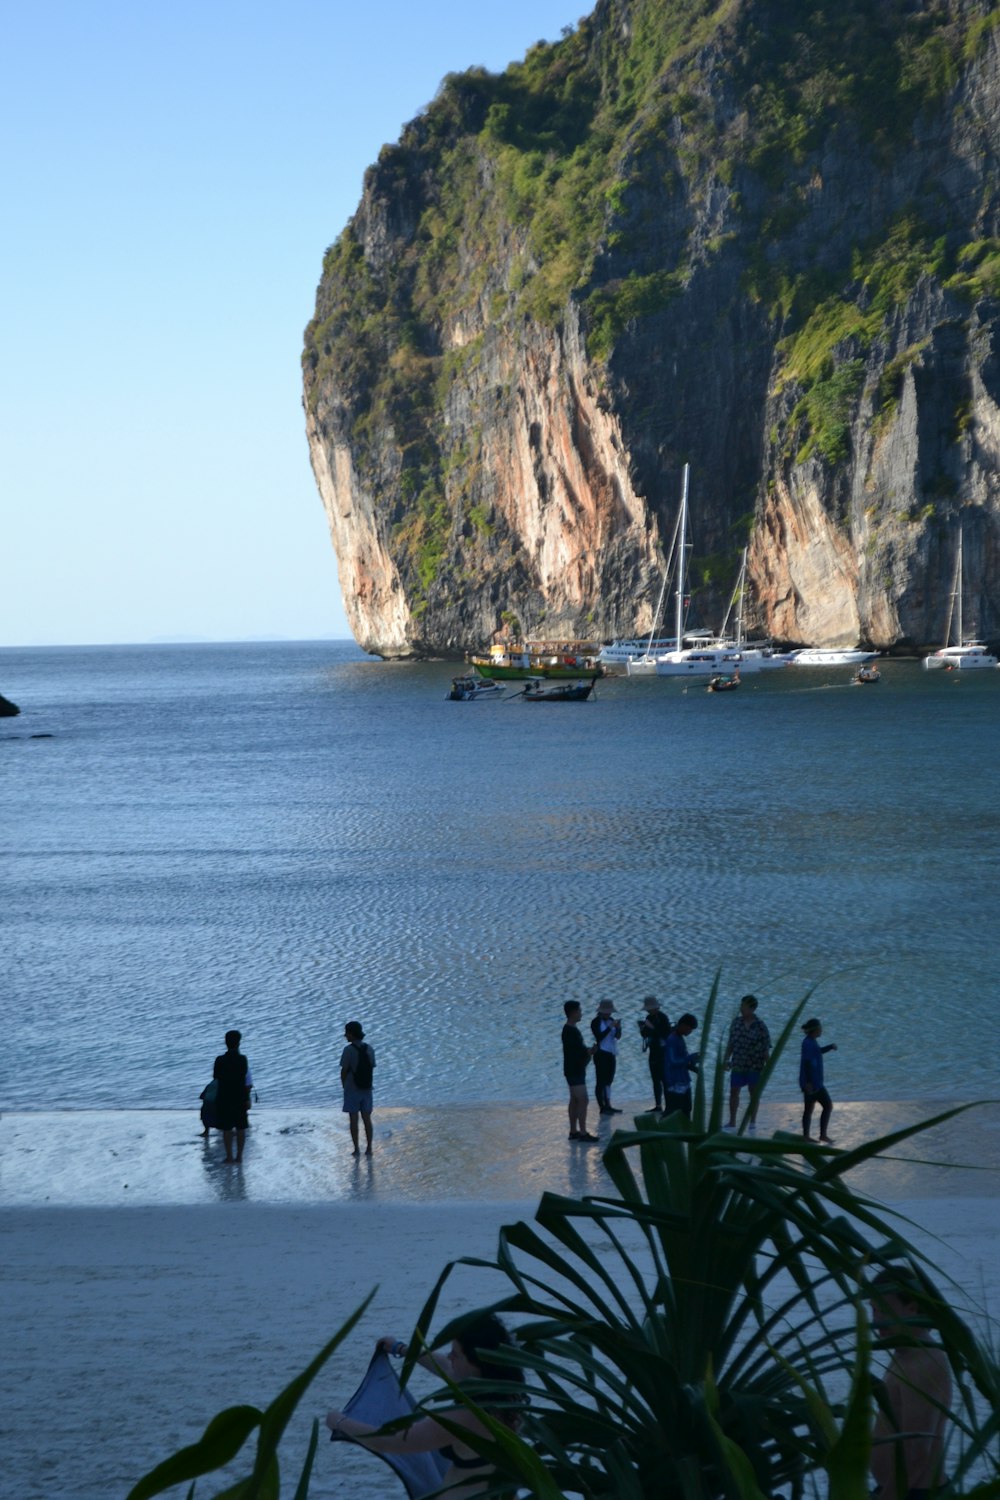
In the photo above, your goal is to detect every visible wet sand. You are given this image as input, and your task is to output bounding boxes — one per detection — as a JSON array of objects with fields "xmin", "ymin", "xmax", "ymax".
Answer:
[{"xmin": 3, "ymin": 1096, "xmax": 999, "ymax": 1206}]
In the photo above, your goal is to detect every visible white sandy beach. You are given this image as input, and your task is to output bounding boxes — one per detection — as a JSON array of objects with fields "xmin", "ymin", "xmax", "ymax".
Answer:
[{"xmin": 3, "ymin": 1102, "xmax": 999, "ymax": 1500}]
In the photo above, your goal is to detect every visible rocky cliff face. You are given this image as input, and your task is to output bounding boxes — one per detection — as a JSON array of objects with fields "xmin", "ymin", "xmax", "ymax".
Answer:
[{"xmin": 304, "ymin": 0, "xmax": 1000, "ymax": 656}]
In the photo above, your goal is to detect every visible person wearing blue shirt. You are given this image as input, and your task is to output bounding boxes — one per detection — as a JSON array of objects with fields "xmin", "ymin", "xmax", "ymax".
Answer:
[
  {"xmin": 799, "ymin": 1017, "xmax": 837, "ymax": 1143},
  {"xmin": 662, "ymin": 1013, "xmax": 700, "ymax": 1118}
]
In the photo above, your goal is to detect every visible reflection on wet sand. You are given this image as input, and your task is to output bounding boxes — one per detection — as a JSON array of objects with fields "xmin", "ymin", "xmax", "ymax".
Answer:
[{"xmin": 2, "ymin": 1099, "xmax": 997, "ymax": 1208}]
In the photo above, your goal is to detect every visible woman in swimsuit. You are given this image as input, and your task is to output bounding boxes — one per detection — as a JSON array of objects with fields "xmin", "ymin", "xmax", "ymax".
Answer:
[{"xmin": 325, "ymin": 1313, "xmax": 524, "ymax": 1498}]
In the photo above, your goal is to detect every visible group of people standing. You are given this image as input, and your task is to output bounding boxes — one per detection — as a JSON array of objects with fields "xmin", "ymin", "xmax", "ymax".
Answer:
[
  {"xmin": 561, "ymin": 995, "xmax": 838, "ymax": 1143},
  {"xmin": 202, "ymin": 1001, "xmax": 838, "ymax": 1165},
  {"xmin": 200, "ymin": 1021, "xmax": 377, "ymax": 1161}
]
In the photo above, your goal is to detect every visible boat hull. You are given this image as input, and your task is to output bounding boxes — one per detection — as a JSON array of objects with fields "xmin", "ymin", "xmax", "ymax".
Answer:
[
  {"xmin": 522, "ymin": 678, "xmax": 596, "ymax": 702},
  {"xmin": 790, "ymin": 649, "xmax": 879, "ymax": 666},
  {"xmin": 655, "ymin": 650, "xmax": 744, "ymax": 678},
  {"xmin": 471, "ymin": 660, "xmax": 603, "ymax": 680},
  {"xmin": 923, "ymin": 649, "xmax": 998, "ymax": 670},
  {"xmin": 447, "ymin": 676, "xmax": 507, "ymax": 701}
]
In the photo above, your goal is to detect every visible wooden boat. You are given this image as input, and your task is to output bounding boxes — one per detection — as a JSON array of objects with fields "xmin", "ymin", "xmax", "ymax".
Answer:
[
  {"xmin": 707, "ymin": 672, "xmax": 740, "ymax": 692},
  {"xmin": 852, "ymin": 665, "xmax": 881, "ymax": 685},
  {"xmin": 520, "ymin": 677, "xmax": 597, "ymax": 702},
  {"xmin": 446, "ymin": 675, "xmax": 506, "ymax": 701},
  {"xmin": 468, "ymin": 640, "xmax": 605, "ymax": 680}
]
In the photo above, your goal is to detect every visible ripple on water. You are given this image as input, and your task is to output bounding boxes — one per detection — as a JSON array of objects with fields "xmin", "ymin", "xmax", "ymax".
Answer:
[{"xmin": 2, "ymin": 645, "xmax": 999, "ymax": 1108}]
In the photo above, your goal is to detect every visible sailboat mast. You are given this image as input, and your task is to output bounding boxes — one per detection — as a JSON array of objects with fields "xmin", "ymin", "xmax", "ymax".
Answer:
[
  {"xmin": 644, "ymin": 505, "xmax": 682, "ymax": 656},
  {"xmin": 674, "ymin": 464, "xmax": 689, "ymax": 649},
  {"xmin": 957, "ymin": 526, "xmax": 964, "ymax": 647}
]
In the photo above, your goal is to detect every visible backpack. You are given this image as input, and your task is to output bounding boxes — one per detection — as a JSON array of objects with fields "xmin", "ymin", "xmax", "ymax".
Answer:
[{"xmin": 351, "ymin": 1043, "xmax": 374, "ymax": 1090}]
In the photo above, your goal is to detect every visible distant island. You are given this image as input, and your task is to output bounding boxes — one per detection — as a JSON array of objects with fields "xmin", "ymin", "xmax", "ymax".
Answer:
[{"xmin": 303, "ymin": 0, "xmax": 1000, "ymax": 659}]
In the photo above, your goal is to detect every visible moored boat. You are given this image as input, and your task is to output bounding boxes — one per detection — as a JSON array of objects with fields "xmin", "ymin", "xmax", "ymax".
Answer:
[
  {"xmin": 446, "ymin": 675, "xmax": 507, "ymax": 701},
  {"xmin": 852, "ymin": 665, "xmax": 881, "ymax": 684},
  {"xmin": 469, "ymin": 640, "xmax": 605, "ymax": 680},
  {"xmin": 922, "ymin": 525, "xmax": 998, "ymax": 670},
  {"xmin": 599, "ymin": 636, "xmax": 678, "ymax": 667},
  {"xmin": 707, "ymin": 672, "xmax": 740, "ymax": 692},
  {"xmin": 520, "ymin": 677, "xmax": 597, "ymax": 702},
  {"xmin": 711, "ymin": 549, "xmax": 794, "ymax": 671},
  {"xmin": 924, "ymin": 644, "xmax": 998, "ymax": 670},
  {"xmin": 790, "ymin": 647, "xmax": 880, "ymax": 666}
]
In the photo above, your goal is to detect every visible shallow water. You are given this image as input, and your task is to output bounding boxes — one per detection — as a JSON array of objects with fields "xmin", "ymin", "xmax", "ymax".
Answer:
[{"xmin": 2, "ymin": 641, "xmax": 998, "ymax": 1110}]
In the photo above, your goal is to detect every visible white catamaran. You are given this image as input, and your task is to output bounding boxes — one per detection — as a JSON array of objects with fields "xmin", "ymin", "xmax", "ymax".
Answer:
[
  {"xmin": 923, "ymin": 525, "xmax": 998, "ymax": 670},
  {"xmin": 654, "ymin": 467, "xmax": 744, "ymax": 678}
]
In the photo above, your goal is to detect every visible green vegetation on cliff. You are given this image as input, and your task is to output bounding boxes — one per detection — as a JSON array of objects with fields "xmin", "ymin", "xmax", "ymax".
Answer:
[{"xmin": 304, "ymin": 0, "xmax": 1000, "ymax": 635}]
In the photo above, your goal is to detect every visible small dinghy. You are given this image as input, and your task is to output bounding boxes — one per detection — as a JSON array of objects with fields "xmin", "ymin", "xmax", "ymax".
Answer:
[
  {"xmin": 521, "ymin": 677, "xmax": 596, "ymax": 702},
  {"xmin": 446, "ymin": 675, "xmax": 507, "ymax": 701}
]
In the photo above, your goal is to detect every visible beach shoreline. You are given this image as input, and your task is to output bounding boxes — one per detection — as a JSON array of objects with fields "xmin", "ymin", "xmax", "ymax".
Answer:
[
  {"xmin": 2, "ymin": 1097, "xmax": 999, "ymax": 1207},
  {"xmin": 4, "ymin": 1103, "xmax": 999, "ymax": 1499}
]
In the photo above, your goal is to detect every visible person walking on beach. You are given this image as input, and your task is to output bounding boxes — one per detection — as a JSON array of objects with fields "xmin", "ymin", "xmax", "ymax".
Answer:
[
  {"xmin": 341, "ymin": 1021, "xmax": 375, "ymax": 1156},
  {"xmin": 868, "ymin": 1265, "xmax": 952, "ymax": 1500},
  {"xmin": 590, "ymin": 999, "xmax": 622, "ymax": 1115},
  {"xmin": 799, "ymin": 1017, "xmax": 837, "ymax": 1143},
  {"xmin": 662, "ymin": 1013, "xmax": 700, "ymax": 1118},
  {"xmin": 637, "ymin": 995, "xmax": 671, "ymax": 1112},
  {"xmin": 562, "ymin": 1001, "xmax": 597, "ymax": 1142},
  {"xmin": 213, "ymin": 1029, "xmax": 253, "ymax": 1164},
  {"xmin": 724, "ymin": 994, "xmax": 771, "ymax": 1133}
]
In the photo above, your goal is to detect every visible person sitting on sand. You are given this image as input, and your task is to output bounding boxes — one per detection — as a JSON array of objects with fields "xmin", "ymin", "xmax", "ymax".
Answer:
[
  {"xmin": 868, "ymin": 1265, "xmax": 953, "ymax": 1500},
  {"xmin": 326, "ymin": 1313, "xmax": 526, "ymax": 1499}
]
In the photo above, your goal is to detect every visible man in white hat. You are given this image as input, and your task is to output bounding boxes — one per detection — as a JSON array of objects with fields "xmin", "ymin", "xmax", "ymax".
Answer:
[{"xmin": 590, "ymin": 999, "xmax": 622, "ymax": 1115}]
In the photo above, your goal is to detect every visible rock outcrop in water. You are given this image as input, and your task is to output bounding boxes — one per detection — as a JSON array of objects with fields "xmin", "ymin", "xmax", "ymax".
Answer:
[{"xmin": 303, "ymin": 0, "xmax": 1000, "ymax": 657}]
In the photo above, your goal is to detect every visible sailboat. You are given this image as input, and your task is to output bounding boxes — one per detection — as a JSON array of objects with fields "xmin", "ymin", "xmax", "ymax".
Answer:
[
  {"xmin": 654, "ymin": 469, "xmax": 744, "ymax": 678},
  {"xmin": 617, "ymin": 495, "xmax": 684, "ymax": 675},
  {"xmin": 922, "ymin": 526, "xmax": 998, "ymax": 670},
  {"xmin": 712, "ymin": 548, "xmax": 794, "ymax": 672}
]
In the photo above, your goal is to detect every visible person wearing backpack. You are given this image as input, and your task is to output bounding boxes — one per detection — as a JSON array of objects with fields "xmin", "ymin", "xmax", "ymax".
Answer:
[{"xmin": 341, "ymin": 1020, "xmax": 376, "ymax": 1156}]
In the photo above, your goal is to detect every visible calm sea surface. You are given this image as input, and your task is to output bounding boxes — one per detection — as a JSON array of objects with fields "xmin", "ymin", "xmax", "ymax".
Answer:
[{"xmin": 2, "ymin": 640, "xmax": 998, "ymax": 1110}]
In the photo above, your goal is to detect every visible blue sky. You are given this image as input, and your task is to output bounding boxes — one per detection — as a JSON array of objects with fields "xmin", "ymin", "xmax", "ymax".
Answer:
[{"xmin": 1, "ymin": 0, "xmax": 579, "ymax": 646}]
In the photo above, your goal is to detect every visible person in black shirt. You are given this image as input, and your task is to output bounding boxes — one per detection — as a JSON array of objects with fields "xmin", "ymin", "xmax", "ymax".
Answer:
[
  {"xmin": 562, "ymin": 1001, "xmax": 597, "ymax": 1142},
  {"xmin": 213, "ymin": 1029, "xmax": 252, "ymax": 1164},
  {"xmin": 591, "ymin": 999, "xmax": 623, "ymax": 1115},
  {"xmin": 637, "ymin": 995, "xmax": 671, "ymax": 1112}
]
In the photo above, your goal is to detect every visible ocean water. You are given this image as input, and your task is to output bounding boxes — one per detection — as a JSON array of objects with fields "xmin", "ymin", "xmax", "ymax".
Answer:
[{"xmin": 2, "ymin": 640, "xmax": 998, "ymax": 1110}]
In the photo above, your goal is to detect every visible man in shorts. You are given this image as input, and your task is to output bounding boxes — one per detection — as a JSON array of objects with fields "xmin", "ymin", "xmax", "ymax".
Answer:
[
  {"xmin": 340, "ymin": 1020, "xmax": 375, "ymax": 1156},
  {"xmin": 562, "ymin": 1001, "xmax": 597, "ymax": 1142},
  {"xmin": 723, "ymin": 994, "xmax": 771, "ymax": 1133}
]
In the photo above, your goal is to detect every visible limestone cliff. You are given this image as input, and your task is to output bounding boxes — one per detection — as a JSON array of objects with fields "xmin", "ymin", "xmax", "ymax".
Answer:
[{"xmin": 304, "ymin": 0, "xmax": 1000, "ymax": 656}]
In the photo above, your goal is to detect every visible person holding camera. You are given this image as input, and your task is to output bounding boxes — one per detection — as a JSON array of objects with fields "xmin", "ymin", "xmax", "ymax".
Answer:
[
  {"xmin": 590, "ymin": 999, "xmax": 623, "ymax": 1115},
  {"xmin": 637, "ymin": 995, "xmax": 671, "ymax": 1112},
  {"xmin": 662, "ymin": 1013, "xmax": 700, "ymax": 1118}
]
